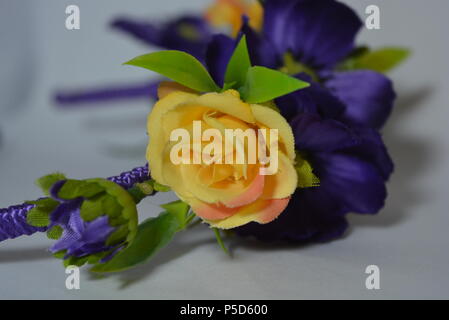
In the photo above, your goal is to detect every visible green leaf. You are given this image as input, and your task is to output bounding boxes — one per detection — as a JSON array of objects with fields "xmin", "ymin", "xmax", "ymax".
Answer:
[
  {"xmin": 53, "ymin": 250, "xmax": 66, "ymax": 259},
  {"xmin": 124, "ymin": 51, "xmax": 220, "ymax": 93},
  {"xmin": 222, "ymin": 81, "xmax": 237, "ymax": 91},
  {"xmin": 224, "ymin": 35, "xmax": 252, "ymax": 88},
  {"xmin": 26, "ymin": 198, "xmax": 59, "ymax": 211},
  {"xmin": 36, "ymin": 173, "xmax": 66, "ymax": 195},
  {"xmin": 57, "ymin": 180, "xmax": 104, "ymax": 200},
  {"xmin": 343, "ymin": 47, "xmax": 410, "ymax": 73},
  {"xmin": 161, "ymin": 200, "xmax": 190, "ymax": 228},
  {"xmin": 64, "ymin": 255, "xmax": 89, "ymax": 268},
  {"xmin": 80, "ymin": 197, "xmax": 104, "ymax": 222},
  {"xmin": 26, "ymin": 208, "xmax": 51, "ymax": 227},
  {"xmin": 47, "ymin": 225, "xmax": 63, "ymax": 240},
  {"xmin": 101, "ymin": 195, "xmax": 122, "ymax": 218},
  {"xmin": 240, "ymin": 66, "xmax": 310, "ymax": 104},
  {"xmin": 105, "ymin": 225, "xmax": 129, "ymax": 246},
  {"xmin": 295, "ymin": 156, "xmax": 320, "ymax": 188},
  {"xmin": 153, "ymin": 181, "xmax": 171, "ymax": 192},
  {"xmin": 91, "ymin": 212, "xmax": 180, "ymax": 273}
]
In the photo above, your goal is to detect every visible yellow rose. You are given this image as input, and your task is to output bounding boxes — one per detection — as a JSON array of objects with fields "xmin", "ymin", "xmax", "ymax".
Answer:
[
  {"xmin": 205, "ymin": 0, "xmax": 263, "ymax": 37},
  {"xmin": 146, "ymin": 82, "xmax": 297, "ymax": 229}
]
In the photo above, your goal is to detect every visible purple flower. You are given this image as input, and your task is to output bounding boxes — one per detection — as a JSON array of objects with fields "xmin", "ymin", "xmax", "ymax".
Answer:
[
  {"xmin": 207, "ymin": 0, "xmax": 396, "ymax": 130},
  {"xmin": 43, "ymin": 182, "xmax": 120, "ymax": 263},
  {"xmin": 236, "ymin": 114, "xmax": 393, "ymax": 242},
  {"xmin": 203, "ymin": 0, "xmax": 397, "ymax": 242},
  {"xmin": 112, "ymin": 15, "xmax": 212, "ymax": 61}
]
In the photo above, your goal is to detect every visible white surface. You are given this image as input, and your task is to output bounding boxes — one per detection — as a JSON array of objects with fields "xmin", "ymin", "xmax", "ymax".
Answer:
[{"xmin": 0, "ymin": 0, "xmax": 448, "ymax": 299}]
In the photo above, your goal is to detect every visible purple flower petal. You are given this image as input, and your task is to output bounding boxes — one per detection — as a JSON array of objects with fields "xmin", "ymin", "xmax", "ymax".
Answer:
[
  {"xmin": 49, "ymin": 199, "xmax": 82, "ymax": 226},
  {"xmin": 291, "ymin": 113, "xmax": 359, "ymax": 152},
  {"xmin": 206, "ymin": 34, "xmax": 236, "ymax": 87},
  {"xmin": 240, "ymin": 17, "xmax": 280, "ymax": 69},
  {"xmin": 236, "ymin": 187, "xmax": 348, "ymax": 243},
  {"xmin": 263, "ymin": 0, "xmax": 362, "ymax": 69},
  {"xmin": 111, "ymin": 15, "xmax": 211, "ymax": 60},
  {"xmin": 341, "ymin": 127, "xmax": 394, "ymax": 180},
  {"xmin": 276, "ymin": 74, "xmax": 346, "ymax": 121},
  {"xmin": 81, "ymin": 216, "xmax": 114, "ymax": 243},
  {"xmin": 326, "ymin": 70, "xmax": 396, "ymax": 129},
  {"xmin": 314, "ymin": 152, "xmax": 387, "ymax": 214}
]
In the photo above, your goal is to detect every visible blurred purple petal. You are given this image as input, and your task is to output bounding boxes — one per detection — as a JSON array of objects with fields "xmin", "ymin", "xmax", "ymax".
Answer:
[
  {"xmin": 263, "ymin": 0, "xmax": 362, "ymax": 69},
  {"xmin": 206, "ymin": 34, "xmax": 236, "ymax": 87},
  {"xmin": 342, "ymin": 127, "xmax": 394, "ymax": 180},
  {"xmin": 240, "ymin": 17, "xmax": 280, "ymax": 69},
  {"xmin": 314, "ymin": 152, "xmax": 387, "ymax": 214},
  {"xmin": 111, "ymin": 15, "xmax": 212, "ymax": 60},
  {"xmin": 326, "ymin": 70, "xmax": 396, "ymax": 129},
  {"xmin": 276, "ymin": 74, "xmax": 346, "ymax": 121},
  {"xmin": 236, "ymin": 187, "xmax": 348, "ymax": 243},
  {"xmin": 291, "ymin": 113, "xmax": 359, "ymax": 152}
]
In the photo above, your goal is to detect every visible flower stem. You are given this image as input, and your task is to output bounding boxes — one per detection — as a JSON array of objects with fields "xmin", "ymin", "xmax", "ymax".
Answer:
[{"xmin": 213, "ymin": 228, "xmax": 231, "ymax": 257}]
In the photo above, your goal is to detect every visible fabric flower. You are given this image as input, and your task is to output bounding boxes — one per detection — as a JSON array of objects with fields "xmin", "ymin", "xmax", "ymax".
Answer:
[
  {"xmin": 147, "ymin": 82, "xmax": 298, "ymax": 229},
  {"xmin": 205, "ymin": 0, "xmax": 396, "ymax": 241},
  {"xmin": 236, "ymin": 113, "xmax": 393, "ymax": 242},
  {"xmin": 208, "ymin": 0, "xmax": 396, "ymax": 130},
  {"xmin": 24, "ymin": 176, "xmax": 140, "ymax": 266}
]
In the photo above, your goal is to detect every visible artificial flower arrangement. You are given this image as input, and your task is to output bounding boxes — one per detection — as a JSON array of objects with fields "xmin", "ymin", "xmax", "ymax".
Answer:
[{"xmin": 0, "ymin": 0, "xmax": 409, "ymax": 273}]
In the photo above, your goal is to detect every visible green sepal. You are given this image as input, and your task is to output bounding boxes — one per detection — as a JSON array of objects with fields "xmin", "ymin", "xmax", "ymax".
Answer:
[
  {"xmin": 295, "ymin": 155, "xmax": 320, "ymax": 188},
  {"xmin": 339, "ymin": 47, "xmax": 410, "ymax": 73},
  {"xmin": 224, "ymin": 35, "xmax": 252, "ymax": 88},
  {"xmin": 106, "ymin": 225, "xmax": 129, "ymax": 247},
  {"xmin": 240, "ymin": 66, "xmax": 310, "ymax": 104},
  {"xmin": 153, "ymin": 181, "xmax": 171, "ymax": 192},
  {"xmin": 26, "ymin": 207, "xmax": 51, "ymax": 227},
  {"xmin": 124, "ymin": 50, "xmax": 220, "ymax": 93},
  {"xmin": 64, "ymin": 255, "xmax": 89, "ymax": 268},
  {"xmin": 161, "ymin": 200, "xmax": 190, "ymax": 229},
  {"xmin": 222, "ymin": 81, "xmax": 237, "ymax": 91},
  {"xmin": 36, "ymin": 173, "xmax": 66, "ymax": 196},
  {"xmin": 57, "ymin": 180, "xmax": 104, "ymax": 200},
  {"xmin": 101, "ymin": 194, "xmax": 122, "ymax": 218},
  {"xmin": 90, "ymin": 212, "xmax": 180, "ymax": 273},
  {"xmin": 53, "ymin": 250, "xmax": 67, "ymax": 259},
  {"xmin": 86, "ymin": 178, "xmax": 138, "ymax": 244},
  {"xmin": 26, "ymin": 198, "xmax": 59, "ymax": 211},
  {"xmin": 80, "ymin": 196, "xmax": 104, "ymax": 222},
  {"xmin": 47, "ymin": 225, "xmax": 63, "ymax": 240}
]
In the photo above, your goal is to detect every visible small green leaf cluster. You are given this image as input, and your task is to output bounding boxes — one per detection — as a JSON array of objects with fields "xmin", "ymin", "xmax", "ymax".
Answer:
[
  {"xmin": 91, "ymin": 200, "xmax": 192, "ymax": 273},
  {"xmin": 124, "ymin": 36, "xmax": 310, "ymax": 104},
  {"xmin": 27, "ymin": 174, "xmax": 140, "ymax": 267}
]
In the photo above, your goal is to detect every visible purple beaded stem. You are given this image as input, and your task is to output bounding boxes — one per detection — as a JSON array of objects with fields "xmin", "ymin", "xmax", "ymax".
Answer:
[
  {"xmin": 0, "ymin": 202, "xmax": 46, "ymax": 241},
  {"xmin": 0, "ymin": 164, "xmax": 150, "ymax": 242},
  {"xmin": 107, "ymin": 164, "xmax": 149, "ymax": 189}
]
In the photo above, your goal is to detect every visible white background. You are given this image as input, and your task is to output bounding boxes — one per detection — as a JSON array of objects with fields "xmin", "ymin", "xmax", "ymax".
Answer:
[{"xmin": 0, "ymin": 0, "xmax": 448, "ymax": 299}]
